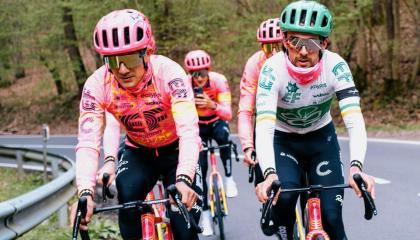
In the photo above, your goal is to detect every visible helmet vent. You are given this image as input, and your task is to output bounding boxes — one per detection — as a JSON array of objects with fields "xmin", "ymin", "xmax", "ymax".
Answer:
[
  {"xmin": 290, "ymin": 9, "xmax": 296, "ymax": 24},
  {"xmin": 94, "ymin": 33, "xmax": 99, "ymax": 47},
  {"xmin": 124, "ymin": 27, "xmax": 130, "ymax": 45},
  {"xmin": 269, "ymin": 26, "xmax": 274, "ymax": 38},
  {"xmin": 299, "ymin": 9, "xmax": 307, "ymax": 26},
  {"xmin": 136, "ymin": 27, "xmax": 144, "ymax": 41},
  {"xmin": 321, "ymin": 15, "xmax": 328, "ymax": 27},
  {"xmin": 281, "ymin": 12, "xmax": 286, "ymax": 24},
  {"xmin": 102, "ymin": 30, "xmax": 108, "ymax": 48},
  {"xmin": 112, "ymin": 28, "xmax": 119, "ymax": 47},
  {"xmin": 310, "ymin": 12, "xmax": 318, "ymax": 26}
]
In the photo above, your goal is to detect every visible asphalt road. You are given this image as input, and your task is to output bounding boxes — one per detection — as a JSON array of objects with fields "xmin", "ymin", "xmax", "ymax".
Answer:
[{"xmin": 1, "ymin": 134, "xmax": 419, "ymax": 239}]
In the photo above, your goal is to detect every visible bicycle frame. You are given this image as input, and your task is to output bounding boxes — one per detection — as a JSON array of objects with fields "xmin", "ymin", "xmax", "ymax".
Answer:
[
  {"xmin": 143, "ymin": 181, "xmax": 173, "ymax": 240},
  {"xmin": 207, "ymin": 141, "xmax": 229, "ymax": 217}
]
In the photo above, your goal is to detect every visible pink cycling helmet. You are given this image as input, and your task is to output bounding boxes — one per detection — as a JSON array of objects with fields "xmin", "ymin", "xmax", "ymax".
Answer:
[
  {"xmin": 93, "ymin": 9, "xmax": 152, "ymax": 55},
  {"xmin": 184, "ymin": 50, "xmax": 211, "ymax": 71},
  {"xmin": 257, "ymin": 18, "xmax": 283, "ymax": 43},
  {"xmin": 148, "ymin": 36, "xmax": 156, "ymax": 53}
]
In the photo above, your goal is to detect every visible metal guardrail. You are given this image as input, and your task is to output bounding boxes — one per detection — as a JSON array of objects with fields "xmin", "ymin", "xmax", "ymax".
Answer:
[{"xmin": 0, "ymin": 146, "xmax": 76, "ymax": 239}]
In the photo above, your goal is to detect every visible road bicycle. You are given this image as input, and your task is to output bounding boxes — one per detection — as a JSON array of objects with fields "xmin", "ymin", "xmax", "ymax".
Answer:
[
  {"xmin": 72, "ymin": 173, "xmax": 201, "ymax": 240},
  {"xmin": 260, "ymin": 173, "xmax": 377, "ymax": 240},
  {"xmin": 201, "ymin": 140, "xmax": 239, "ymax": 240}
]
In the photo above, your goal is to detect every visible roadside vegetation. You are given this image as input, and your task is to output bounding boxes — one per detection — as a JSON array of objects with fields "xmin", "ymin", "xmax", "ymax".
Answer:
[{"xmin": 0, "ymin": 0, "xmax": 418, "ymax": 134}]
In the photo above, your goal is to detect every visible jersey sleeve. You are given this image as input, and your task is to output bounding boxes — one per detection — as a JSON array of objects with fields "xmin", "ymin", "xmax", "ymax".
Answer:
[
  {"xmin": 75, "ymin": 71, "xmax": 107, "ymax": 194},
  {"xmin": 214, "ymin": 74, "xmax": 232, "ymax": 121},
  {"xmin": 331, "ymin": 57, "xmax": 367, "ymax": 164},
  {"xmin": 255, "ymin": 62, "xmax": 281, "ymax": 175},
  {"xmin": 103, "ymin": 111, "xmax": 121, "ymax": 159},
  {"xmin": 238, "ymin": 53, "xmax": 261, "ymax": 151},
  {"xmin": 162, "ymin": 61, "xmax": 201, "ymax": 181}
]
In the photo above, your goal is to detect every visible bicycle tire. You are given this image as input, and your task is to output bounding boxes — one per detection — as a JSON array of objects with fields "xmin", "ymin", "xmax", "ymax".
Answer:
[{"xmin": 213, "ymin": 175, "xmax": 225, "ymax": 240}]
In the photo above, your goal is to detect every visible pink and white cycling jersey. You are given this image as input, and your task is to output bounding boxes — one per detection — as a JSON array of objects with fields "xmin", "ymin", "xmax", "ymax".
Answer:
[
  {"xmin": 76, "ymin": 55, "xmax": 201, "ymax": 193},
  {"xmin": 102, "ymin": 111, "xmax": 121, "ymax": 159},
  {"xmin": 189, "ymin": 71, "xmax": 232, "ymax": 124},
  {"xmin": 237, "ymin": 50, "xmax": 283, "ymax": 151}
]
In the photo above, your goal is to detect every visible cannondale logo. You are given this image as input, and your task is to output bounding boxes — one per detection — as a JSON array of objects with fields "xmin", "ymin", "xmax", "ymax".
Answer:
[
  {"xmin": 143, "ymin": 107, "xmax": 167, "ymax": 130},
  {"xmin": 316, "ymin": 161, "xmax": 332, "ymax": 177}
]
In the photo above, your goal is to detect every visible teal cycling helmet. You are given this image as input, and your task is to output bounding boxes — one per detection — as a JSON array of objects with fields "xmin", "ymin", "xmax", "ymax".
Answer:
[{"xmin": 280, "ymin": 0, "xmax": 333, "ymax": 37}]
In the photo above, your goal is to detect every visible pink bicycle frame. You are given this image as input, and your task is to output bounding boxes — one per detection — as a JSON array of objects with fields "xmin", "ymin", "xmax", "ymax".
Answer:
[{"xmin": 305, "ymin": 198, "xmax": 329, "ymax": 240}]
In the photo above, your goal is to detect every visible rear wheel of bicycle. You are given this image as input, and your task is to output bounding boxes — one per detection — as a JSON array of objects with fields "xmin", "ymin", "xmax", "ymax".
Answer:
[{"xmin": 213, "ymin": 175, "xmax": 225, "ymax": 240}]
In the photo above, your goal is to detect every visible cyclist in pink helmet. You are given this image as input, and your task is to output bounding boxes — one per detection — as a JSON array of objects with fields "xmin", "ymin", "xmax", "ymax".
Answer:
[
  {"xmin": 238, "ymin": 18, "xmax": 283, "ymax": 186},
  {"xmin": 70, "ymin": 9, "xmax": 202, "ymax": 240},
  {"xmin": 99, "ymin": 34, "xmax": 158, "ymax": 183},
  {"xmin": 184, "ymin": 50, "xmax": 236, "ymax": 236}
]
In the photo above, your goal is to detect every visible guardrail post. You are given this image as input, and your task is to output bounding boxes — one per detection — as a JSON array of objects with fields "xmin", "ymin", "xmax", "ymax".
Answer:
[
  {"xmin": 42, "ymin": 124, "xmax": 50, "ymax": 183},
  {"xmin": 16, "ymin": 150, "xmax": 24, "ymax": 176}
]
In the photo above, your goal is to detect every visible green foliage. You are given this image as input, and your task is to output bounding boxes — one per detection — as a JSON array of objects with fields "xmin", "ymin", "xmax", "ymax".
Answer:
[
  {"xmin": 0, "ymin": 168, "xmax": 44, "ymax": 202},
  {"xmin": 20, "ymin": 214, "xmax": 120, "ymax": 240}
]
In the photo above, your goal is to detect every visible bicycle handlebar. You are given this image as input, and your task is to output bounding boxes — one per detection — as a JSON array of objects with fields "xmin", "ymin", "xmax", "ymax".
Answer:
[
  {"xmin": 167, "ymin": 185, "xmax": 203, "ymax": 234},
  {"xmin": 72, "ymin": 184, "xmax": 202, "ymax": 239},
  {"xmin": 201, "ymin": 140, "xmax": 240, "ymax": 162},
  {"xmin": 71, "ymin": 197, "xmax": 90, "ymax": 240},
  {"xmin": 102, "ymin": 173, "xmax": 114, "ymax": 201},
  {"xmin": 353, "ymin": 173, "xmax": 378, "ymax": 220},
  {"xmin": 260, "ymin": 173, "xmax": 377, "ymax": 236},
  {"xmin": 248, "ymin": 150, "xmax": 256, "ymax": 183}
]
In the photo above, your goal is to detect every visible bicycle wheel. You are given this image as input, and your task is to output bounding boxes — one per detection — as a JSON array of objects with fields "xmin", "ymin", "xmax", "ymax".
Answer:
[{"xmin": 213, "ymin": 175, "xmax": 225, "ymax": 240}]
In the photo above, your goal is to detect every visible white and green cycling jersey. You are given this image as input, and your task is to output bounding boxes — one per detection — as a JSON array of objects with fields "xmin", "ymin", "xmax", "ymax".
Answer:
[{"xmin": 255, "ymin": 50, "xmax": 367, "ymax": 173}]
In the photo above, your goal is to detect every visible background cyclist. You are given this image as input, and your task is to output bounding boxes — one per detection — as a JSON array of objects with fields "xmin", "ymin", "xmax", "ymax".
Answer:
[
  {"xmin": 184, "ymin": 50, "xmax": 236, "ymax": 236},
  {"xmin": 70, "ymin": 9, "xmax": 203, "ymax": 240},
  {"xmin": 254, "ymin": 1, "xmax": 376, "ymax": 239},
  {"xmin": 238, "ymin": 18, "xmax": 283, "ymax": 186}
]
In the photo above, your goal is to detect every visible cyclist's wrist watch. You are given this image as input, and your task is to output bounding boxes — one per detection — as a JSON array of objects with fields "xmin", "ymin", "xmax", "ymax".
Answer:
[
  {"xmin": 350, "ymin": 160, "xmax": 363, "ymax": 172},
  {"xmin": 176, "ymin": 174, "xmax": 193, "ymax": 187}
]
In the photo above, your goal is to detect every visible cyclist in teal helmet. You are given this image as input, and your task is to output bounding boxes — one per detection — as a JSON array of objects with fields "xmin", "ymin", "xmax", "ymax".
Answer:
[{"xmin": 255, "ymin": 1, "xmax": 376, "ymax": 239}]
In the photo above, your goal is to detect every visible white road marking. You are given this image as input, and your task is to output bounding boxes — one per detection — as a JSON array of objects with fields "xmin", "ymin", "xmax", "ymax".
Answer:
[
  {"xmin": 338, "ymin": 136, "xmax": 420, "ymax": 145},
  {"xmin": 373, "ymin": 176, "xmax": 391, "ymax": 184}
]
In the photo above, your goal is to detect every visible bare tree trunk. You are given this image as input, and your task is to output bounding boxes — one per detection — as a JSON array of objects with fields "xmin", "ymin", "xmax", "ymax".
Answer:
[
  {"xmin": 40, "ymin": 55, "xmax": 64, "ymax": 95},
  {"xmin": 63, "ymin": 4, "xmax": 87, "ymax": 96},
  {"xmin": 235, "ymin": 0, "xmax": 253, "ymax": 17},
  {"xmin": 393, "ymin": 0, "xmax": 400, "ymax": 83},
  {"xmin": 408, "ymin": 0, "xmax": 420, "ymax": 88},
  {"xmin": 384, "ymin": 0, "xmax": 397, "ymax": 99},
  {"xmin": 164, "ymin": 0, "xmax": 170, "ymax": 17},
  {"xmin": 12, "ymin": 20, "xmax": 25, "ymax": 79}
]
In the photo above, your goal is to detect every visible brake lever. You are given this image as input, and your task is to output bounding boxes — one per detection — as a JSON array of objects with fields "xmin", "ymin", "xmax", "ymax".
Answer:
[
  {"xmin": 353, "ymin": 173, "xmax": 377, "ymax": 220},
  {"xmin": 102, "ymin": 173, "xmax": 115, "ymax": 201}
]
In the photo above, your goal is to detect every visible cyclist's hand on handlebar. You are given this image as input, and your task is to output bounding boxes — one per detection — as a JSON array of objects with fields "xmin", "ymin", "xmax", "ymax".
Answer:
[
  {"xmin": 175, "ymin": 182, "xmax": 198, "ymax": 210},
  {"xmin": 97, "ymin": 161, "xmax": 116, "ymax": 187},
  {"xmin": 256, "ymin": 174, "xmax": 279, "ymax": 204},
  {"xmin": 349, "ymin": 167, "xmax": 376, "ymax": 199},
  {"xmin": 244, "ymin": 148, "xmax": 256, "ymax": 166},
  {"xmin": 70, "ymin": 195, "xmax": 95, "ymax": 231}
]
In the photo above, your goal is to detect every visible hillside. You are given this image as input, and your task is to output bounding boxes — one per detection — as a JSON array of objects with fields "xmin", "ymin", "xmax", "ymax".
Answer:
[{"xmin": 0, "ymin": 0, "xmax": 419, "ymax": 139}]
